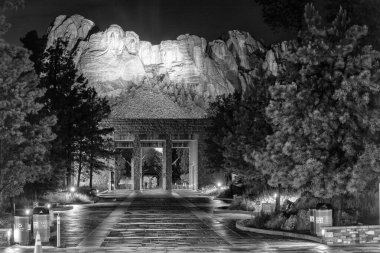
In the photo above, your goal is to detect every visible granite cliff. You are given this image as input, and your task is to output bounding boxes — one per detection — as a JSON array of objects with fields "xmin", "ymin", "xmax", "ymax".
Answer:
[{"xmin": 46, "ymin": 15, "xmax": 285, "ymax": 117}]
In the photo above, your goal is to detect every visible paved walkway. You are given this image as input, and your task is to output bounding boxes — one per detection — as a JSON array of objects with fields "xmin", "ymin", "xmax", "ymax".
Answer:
[{"xmin": 3, "ymin": 190, "xmax": 380, "ymax": 252}]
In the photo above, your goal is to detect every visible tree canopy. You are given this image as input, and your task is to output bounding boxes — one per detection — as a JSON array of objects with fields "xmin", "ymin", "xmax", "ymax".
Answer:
[
  {"xmin": 38, "ymin": 40, "xmax": 113, "ymax": 187},
  {"xmin": 253, "ymin": 4, "xmax": 380, "ymax": 199},
  {"xmin": 255, "ymin": 0, "xmax": 380, "ymax": 48},
  {"xmin": 0, "ymin": 41, "xmax": 55, "ymax": 199},
  {"xmin": 205, "ymin": 71, "xmax": 274, "ymax": 181}
]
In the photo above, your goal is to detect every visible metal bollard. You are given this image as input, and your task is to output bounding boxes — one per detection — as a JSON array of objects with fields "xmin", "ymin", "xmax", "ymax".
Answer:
[{"xmin": 57, "ymin": 214, "xmax": 61, "ymax": 248}]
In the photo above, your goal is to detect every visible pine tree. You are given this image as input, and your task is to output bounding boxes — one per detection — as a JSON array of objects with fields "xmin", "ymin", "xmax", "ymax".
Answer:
[
  {"xmin": 206, "ymin": 72, "xmax": 273, "ymax": 184},
  {"xmin": 80, "ymin": 87, "xmax": 113, "ymax": 188},
  {"xmin": 0, "ymin": 41, "xmax": 55, "ymax": 200},
  {"xmin": 39, "ymin": 40, "xmax": 96, "ymax": 187},
  {"xmin": 205, "ymin": 92, "xmax": 241, "ymax": 175},
  {"xmin": 262, "ymin": 4, "xmax": 380, "ymax": 218}
]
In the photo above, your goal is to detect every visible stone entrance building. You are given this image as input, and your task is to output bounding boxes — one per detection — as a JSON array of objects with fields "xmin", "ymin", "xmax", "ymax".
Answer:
[{"xmin": 104, "ymin": 118, "xmax": 209, "ymax": 191}]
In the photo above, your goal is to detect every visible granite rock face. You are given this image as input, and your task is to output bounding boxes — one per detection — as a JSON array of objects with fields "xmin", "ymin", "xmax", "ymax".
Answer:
[{"xmin": 46, "ymin": 15, "xmax": 282, "ymax": 99}]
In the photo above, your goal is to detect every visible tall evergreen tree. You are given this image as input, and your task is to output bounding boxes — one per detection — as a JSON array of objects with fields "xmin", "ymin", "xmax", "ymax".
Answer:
[
  {"xmin": 39, "ymin": 40, "xmax": 97, "ymax": 186},
  {"xmin": 80, "ymin": 87, "xmax": 113, "ymax": 188},
  {"xmin": 0, "ymin": 40, "xmax": 55, "ymax": 200},
  {"xmin": 205, "ymin": 92, "xmax": 241, "ymax": 175},
  {"xmin": 259, "ymin": 4, "xmax": 380, "ymax": 219},
  {"xmin": 206, "ymin": 72, "xmax": 273, "ymax": 183}
]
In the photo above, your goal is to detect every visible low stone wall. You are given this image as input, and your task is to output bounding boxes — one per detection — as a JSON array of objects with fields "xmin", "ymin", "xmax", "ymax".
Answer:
[
  {"xmin": 236, "ymin": 220, "xmax": 323, "ymax": 243},
  {"xmin": 321, "ymin": 225, "xmax": 380, "ymax": 245}
]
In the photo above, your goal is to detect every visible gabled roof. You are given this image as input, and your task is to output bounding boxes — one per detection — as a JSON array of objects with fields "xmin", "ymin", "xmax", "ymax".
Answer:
[{"xmin": 110, "ymin": 89, "xmax": 207, "ymax": 119}]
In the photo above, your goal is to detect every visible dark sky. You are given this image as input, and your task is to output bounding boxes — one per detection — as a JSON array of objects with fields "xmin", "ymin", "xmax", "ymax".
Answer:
[{"xmin": 3, "ymin": 0, "xmax": 294, "ymax": 46}]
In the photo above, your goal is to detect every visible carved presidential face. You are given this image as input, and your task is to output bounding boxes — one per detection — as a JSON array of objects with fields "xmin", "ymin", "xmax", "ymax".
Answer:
[
  {"xmin": 124, "ymin": 31, "xmax": 140, "ymax": 55},
  {"xmin": 106, "ymin": 25, "xmax": 125, "ymax": 55}
]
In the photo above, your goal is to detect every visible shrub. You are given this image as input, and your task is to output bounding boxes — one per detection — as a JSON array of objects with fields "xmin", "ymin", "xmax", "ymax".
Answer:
[
  {"xmin": 246, "ymin": 212, "xmax": 271, "ymax": 228},
  {"xmin": 264, "ymin": 213, "xmax": 287, "ymax": 229},
  {"xmin": 217, "ymin": 188, "xmax": 232, "ymax": 198},
  {"xmin": 43, "ymin": 192, "xmax": 91, "ymax": 204},
  {"xmin": 0, "ymin": 212, "xmax": 13, "ymax": 229},
  {"xmin": 229, "ymin": 197, "xmax": 257, "ymax": 211},
  {"xmin": 295, "ymin": 209, "xmax": 310, "ymax": 231},
  {"xmin": 293, "ymin": 191, "xmax": 322, "ymax": 210},
  {"xmin": 340, "ymin": 211, "xmax": 357, "ymax": 226},
  {"xmin": 281, "ymin": 215, "xmax": 297, "ymax": 231}
]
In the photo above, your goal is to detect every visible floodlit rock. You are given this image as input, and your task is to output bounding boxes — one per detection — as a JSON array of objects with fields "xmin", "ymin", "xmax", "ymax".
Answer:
[
  {"xmin": 46, "ymin": 15, "xmax": 282, "ymax": 99},
  {"xmin": 77, "ymin": 25, "xmax": 146, "ymax": 84},
  {"xmin": 46, "ymin": 14, "xmax": 95, "ymax": 51}
]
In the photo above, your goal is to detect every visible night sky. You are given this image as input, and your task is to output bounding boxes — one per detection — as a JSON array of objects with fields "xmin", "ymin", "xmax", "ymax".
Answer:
[{"xmin": 3, "ymin": 0, "xmax": 294, "ymax": 46}]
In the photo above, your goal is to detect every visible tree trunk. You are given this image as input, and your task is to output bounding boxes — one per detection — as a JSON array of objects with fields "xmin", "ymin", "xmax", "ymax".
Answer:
[
  {"xmin": 77, "ymin": 149, "xmax": 83, "ymax": 188},
  {"xmin": 66, "ymin": 166, "xmax": 71, "ymax": 186},
  {"xmin": 89, "ymin": 166, "xmax": 93, "ymax": 188},
  {"xmin": 66, "ymin": 146, "xmax": 73, "ymax": 187},
  {"xmin": 336, "ymin": 196, "xmax": 343, "ymax": 226},
  {"xmin": 275, "ymin": 184, "xmax": 281, "ymax": 212}
]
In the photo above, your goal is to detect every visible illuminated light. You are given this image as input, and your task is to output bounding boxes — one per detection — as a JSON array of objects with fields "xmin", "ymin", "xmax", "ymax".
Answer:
[
  {"xmin": 70, "ymin": 187, "xmax": 76, "ymax": 193},
  {"xmin": 217, "ymin": 182, "xmax": 222, "ymax": 188},
  {"xmin": 321, "ymin": 229, "xmax": 325, "ymax": 236},
  {"xmin": 47, "ymin": 203, "xmax": 51, "ymax": 209},
  {"xmin": 25, "ymin": 209, "xmax": 30, "ymax": 215},
  {"xmin": 96, "ymin": 189, "xmax": 99, "ymax": 193},
  {"xmin": 274, "ymin": 193, "xmax": 278, "ymax": 198},
  {"xmin": 7, "ymin": 229, "xmax": 11, "ymax": 237}
]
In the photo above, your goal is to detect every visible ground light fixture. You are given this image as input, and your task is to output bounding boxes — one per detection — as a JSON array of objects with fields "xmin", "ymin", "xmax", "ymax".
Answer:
[
  {"xmin": 70, "ymin": 186, "xmax": 76, "ymax": 193},
  {"xmin": 217, "ymin": 182, "xmax": 222, "ymax": 188},
  {"xmin": 47, "ymin": 203, "xmax": 51, "ymax": 209}
]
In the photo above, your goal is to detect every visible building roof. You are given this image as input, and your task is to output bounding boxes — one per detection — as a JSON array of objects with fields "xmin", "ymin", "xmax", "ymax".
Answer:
[{"xmin": 110, "ymin": 89, "xmax": 207, "ymax": 119}]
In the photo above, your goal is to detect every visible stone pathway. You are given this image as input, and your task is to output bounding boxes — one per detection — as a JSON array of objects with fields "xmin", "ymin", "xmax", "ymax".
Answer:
[
  {"xmin": 3, "ymin": 189, "xmax": 380, "ymax": 252},
  {"xmin": 102, "ymin": 191, "xmax": 229, "ymax": 248}
]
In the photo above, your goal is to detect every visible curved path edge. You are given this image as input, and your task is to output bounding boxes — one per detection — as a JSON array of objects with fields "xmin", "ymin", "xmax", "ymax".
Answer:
[{"xmin": 236, "ymin": 220, "xmax": 323, "ymax": 244}]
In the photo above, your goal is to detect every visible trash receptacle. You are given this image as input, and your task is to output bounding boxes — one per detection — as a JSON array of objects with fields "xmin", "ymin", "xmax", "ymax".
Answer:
[
  {"xmin": 309, "ymin": 209, "xmax": 315, "ymax": 234},
  {"xmin": 33, "ymin": 207, "xmax": 50, "ymax": 242},
  {"xmin": 314, "ymin": 203, "xmax": 333, "ymax": 236},
  {"xmin": 14, "ymin": 209, "xmax": 32, "ymax": 245}
]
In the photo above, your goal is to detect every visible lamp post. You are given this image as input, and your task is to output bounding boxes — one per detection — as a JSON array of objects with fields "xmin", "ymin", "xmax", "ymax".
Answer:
[
  {"xmin": 217, "ymin": 182, "xmax": 222, "ymax": 196},
  {"xmin": 70, "ymin": 187, "xmax": 76, "ymax": 202}
]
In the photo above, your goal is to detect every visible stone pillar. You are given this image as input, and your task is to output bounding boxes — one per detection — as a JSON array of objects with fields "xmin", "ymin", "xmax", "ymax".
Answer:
[
  {"xmin": 189, "ymin": 140, "xmax": 198, "ymax": 190},
  {"xmin": 162, "ymin": 136, "xmax": 172, "ymax": 191},
  {"xmin": 132, "ymin": 135, "xmax": 141, "ymax": 191},
  {"xmin": 107, "ymin": 156, "xmax": 116, "ymax": 191},
  {"xmin": 188, "ymin": 157, "xmax": 194, "ymax": 189}
]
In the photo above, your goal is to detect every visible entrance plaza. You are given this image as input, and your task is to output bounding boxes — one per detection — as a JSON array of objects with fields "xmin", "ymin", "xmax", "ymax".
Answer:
[{"xmin": 5, "ymin": 189, "xmax": 380, "ymax": 252}]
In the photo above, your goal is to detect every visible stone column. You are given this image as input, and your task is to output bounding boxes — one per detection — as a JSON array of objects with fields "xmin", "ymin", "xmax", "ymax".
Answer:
[
  {"xmin": 132, "ymin": 135, "xmax": 141, "ymax": 191},
  {"xmin": 107, "ymin": 156, "xmax": 116, "ymax": 191},
  {"xmin": 162, "ymin": 136, "xmax": 172, "ymax": 191},
  {"xmin": 189, "ymin": 140, "xmax": 198, "ymax": 190},
  {"xmin": 188, "ymin": 150, "xmax": 194, "ymax": 188}
]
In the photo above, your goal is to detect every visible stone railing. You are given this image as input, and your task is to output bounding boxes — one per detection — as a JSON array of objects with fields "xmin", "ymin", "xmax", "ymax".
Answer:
[{"xmin": 321, "ymin": 225, "xmax": 380, "ymax": 245}]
